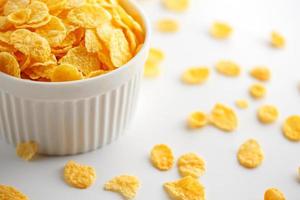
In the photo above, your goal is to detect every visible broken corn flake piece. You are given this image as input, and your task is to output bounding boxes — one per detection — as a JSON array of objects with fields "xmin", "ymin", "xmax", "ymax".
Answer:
[
  {"xmin": 237, "ymin": 139, "xmax": 264, "ymax": 169},
  {"xmin": 0, "ymin": 52, "xmax": 21, "ymax": 78},
  {"xmin": 164, "ymin": 176, "xmax": 205, "ymax": 200},
  {"xmin": 178, "ymin": 153, "xmax": 206, "ymax": 178},
  {"xmin": 250, "ymin": 66, "xmax": 271, "ymax": 81},
  {"xmin": 235, "ymin": 99, "xmax": 249, "ymax": 109},
  {"xmin": 162, "ymin": 0, "xmax": 189, "ymax": 12},
  {"xmin": 16, "ymin": 141, "xmax": 38, "ymax": 161},
  {"xmin": 264, "ymin": 188, "xmax": 286, "ymax": 200},
  {"xmin": 271, "ymin": 31, "xmax": 285, "ymax": 48},
  {"xmin": 210, "ymin": 21, "xmax": 232, "ymax": 39},
  {"xmin": 215, "ymin": 60, "xmax": 240, "ymax": 77},
  {"xmin": 104, "ymin": 175, "xmax": 140, "ymax": 200},
  {"xmin": 150, "ymin": 144, "xmax": 174, "ymax": 171},
  {"xmin": 156, "ymin": 18, "xmax": 179, "ymax": 33},
  {"xmin": 63, "ymin": 160, "xmax": 96, "ymax": 189},
  {"xmin": 187, "ymin": 111, "xmax": 208, "ymax": 129},
  {"xmin": 257, "ymin": 105, "xmax": 279, "ymax": 124},
  {"xmin": 282, "ymin": 115, "xmax": 300, "ymax": 142},
  {"xmin": 249, "ymin": 83, "xmax": 266, "ymax": 99},
  {"xmin": 209, "ymin": 103, "xmax": 238, "ymax": 132},
  {"xmin": 182, "ymin": 67, "xmax": 210, "ymax": 84},
  {"xmin": 0, "ymin": 185, "xmax": 29, "ymax": 200}
]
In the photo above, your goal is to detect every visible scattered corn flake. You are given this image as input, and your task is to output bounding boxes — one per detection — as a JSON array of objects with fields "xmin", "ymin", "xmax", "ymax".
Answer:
[
  {"xmin": 150, "ymin": 144, "xmax": 174, "ymax": 171},
  {"xmin": 210, "ymin": 22, "xmax": 232, "ymax": 39},
  {"xmin": 237, "ymin": 139, "xmax": 264, "ymax": 169},
  {"xmin": 16, "ymin": 141, "xmax": 38, "ymax": 161},
  {"xmin": 187, "ymin": 111, "xmax": 208, "ymax": 129},
  {"xmin": 216, "ymin": 60, "xmax": 240, "ymax": 77},
  {"xmin": 104, "ymin": 175, "xmax": 140, "ymax": 200},
  {"xmin": 257, "ymin": 105, "xmax": 279, "ymax": 124},
  {"xmin": 144, "ymin": 62, "xmax": 160, "ymax": 77},
  {"xmin": 271, "ymin": 31, "xmax": 285, "ymax": 48},
  {"xmin": 264, "ymin": 188, "xmax": 286, "ymax": 200},
  {"xmin": 63, "ymin": 160, "xmax": 96, "ymax": 189},
  {"xmin": 182, "ymin": 67, "xmax": 210, "ymax": 84},
  {"xmin": 11, "ymin": 29, "xmax": 51, "ymax": 62},
  {"xmin": 162, "ymin": 0, "xmax": 189, "ymax": 12},
  {"xmin": 0, "ymin": 185, "xmax": 29, "ymax": 200},
  {"xmin": 282, "ymin": 115, "xmax": 300, "ymax": 142},
  {"xmin": 235, "ymin": 99, "xmax": 249, "ymax": 109},
  {"xmin": 156, "ymin": 18, "xmax": 179, "ymax": 33},
  {"xmin": 178, "ymin": 153, "xmax": 206, "ymax": 178},
  {"xmin": 209, "ymin": 103, "xmax": 238, "ymax": 132},
  {"xmin": 0, "ymin": 52, "xmax": 21, "ymax": 77},
  {"xmin": 249, "ymin": 83, "xmax": 266, "ymax": 99},
  {"xmin": 164, "ymin": 176, "xmax": 205, "ymax": 200},
  {"xmin": 146, "ymin": 48, "xmax": 165, "ymax": 66},
  {"xmin": 51, "ymin": 64, "xmax": 83, "ymax": 82},
  {"xmin": 250, "ymin": 66, "xmax": 271, "ymax": 81}
]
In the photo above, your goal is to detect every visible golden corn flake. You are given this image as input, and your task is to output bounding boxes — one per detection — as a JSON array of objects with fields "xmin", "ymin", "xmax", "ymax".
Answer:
[
  {"xmin": 0, "ymin": 52, "xmax": 21, "ymax": 77},
  {"xmin": 216, "ymin": 60, "xmax": 240, "ymax": 77},
  {"xmin": 144, "ymin": 63, "xmax": 160, "ymax": 78},
  {"xmin": 210, "ymin": 22, "xmax": 232, "ymax": 39},
  {"xmin": 210, "ymin": 103, "xmax": 238, "ymax": 132},
  {"xmin": 16, "ymin": 141, "xmax": 38, "ymax": 161},
  {"xmin": 282, "ymin": 115, "xmax": 300, "ymax": 142},
  {"xmin": 235, "ymin": 99, "xmax": 249, "ymax": 109},
  {"xmin": 257, "ymin": 105, "xmax": 279, "ymax": 124},
  {"xmin": 250, "ymin": 66, "xmax": 271, "ymax": 81},
  {"xmin": 150, "ymin": 144, "xmax": 174, "ymax": 171},
  {"xmin": 7, "ymin": 8, "xmax": 31, "ymax": 26},
  {"xmin": 86, "ymin": 69, "xmax": 107, "ymax": 78},
  {"xmin": 164, "ymin": 176, "xmax": 205, "ymax": 200},
  {"xmin": 264, "ymin": 188, "xmax": 286, "ymax": 200},
  {"xmin": 3, "ymin": 0, "xmax": 30, "ymax": 16},
  {"xmin": 67, "ymin": 4, "xmax": 112, "ymax": 28},
  {"xmin": 182, "ymin": 67, "xmax": 210, "ymax": 84},
  {"xmin": 85, "ymin": 29, "xmax": 102, "ymax": 53},
  {"xmin": 271, "ymin": 31, "xmax": 285, "ymax": 48},
  {"xmin": 162, "ymin": 0, "xmax": 190, "ymax": 12},
  {"xmin": 178, "ymin": 153, "xmax": 206, "ymax": 178},
  {"xmin": 64, "ymin": 160, "xmax": 96, "ymax": 189},
  {"xmin": 51, "ymin": 64, "xmax": 83, "ymax": 82},
  {"xmin": 11, "ymin": 29, "xmax": 51, "ymax": 62},
  {"xmin": 104, "ymin": 175, "xmax": 140, "ymax": 200},
  {"xmin": 156, "ymin": 19, "xmax": 179, "ymax": 33},
  {"xmin": 144, "ymin": 48, "xmax": 164, "ymax": 77},
  {"xmin": 249, "ymin": 83, "xmax": 266, "ymax": 99},
  {"xmin": 0, "ymin": 185, "xmax": 29, "ymax": 200},
  {"xmin": 237, "ymin": 139, "xmax": 264, "ymax": 169},
  {"xmin": 187, "ymin": 111, "xmax": 208, "ymax": 129}
]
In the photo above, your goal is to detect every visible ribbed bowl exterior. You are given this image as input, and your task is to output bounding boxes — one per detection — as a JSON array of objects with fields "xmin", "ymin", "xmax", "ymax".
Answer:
[{"xmin": 0, "ymin": 71, "xmax": 142, "ymax": 155}]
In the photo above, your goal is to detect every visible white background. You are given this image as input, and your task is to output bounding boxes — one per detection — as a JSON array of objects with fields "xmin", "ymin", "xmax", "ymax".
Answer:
[{"xmin": 1, "ymin": 0, "xmax": 300, "ymax": 199}]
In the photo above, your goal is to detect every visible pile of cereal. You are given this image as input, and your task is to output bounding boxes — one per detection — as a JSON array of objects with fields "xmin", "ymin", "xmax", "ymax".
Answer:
[{"xmin": 0, "ymin": 0, "xmax": 145, "ymax": 82}]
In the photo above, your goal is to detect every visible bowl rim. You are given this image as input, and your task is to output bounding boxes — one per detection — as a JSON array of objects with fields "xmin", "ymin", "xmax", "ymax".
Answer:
[{"xmin": 0, "ymin": 0, "xmax": 151, "ymax": 87}]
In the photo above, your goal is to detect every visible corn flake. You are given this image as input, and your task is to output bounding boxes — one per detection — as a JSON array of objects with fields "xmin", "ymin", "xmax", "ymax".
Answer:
[
  {"xmin": 104, "ymin": 175, "xmax": 140, "ymax": 200},
  {"xmin": 257, "ymin": 105, "xmax": 279, "ymax": 124},
  {"xmin": 250, "ymin": 66, "xmax": 271, "ymax": 81},
  {"xmin": 144, "ymin": 48, "xmax": 164, "ymax": 77},
  {"xmin": 271, "ymin": 31, "xmax": 285, "ymax": 48},
  {"xmin": 164, "ymin": 176, "xmax": 205, "ymax": 200},
  {"xmin": 162, "ymin": 0, "xmax": 189, "ymax": 12},
  {"xmin": 182, "ymin": 67, "xmax": 210, "ymax": 84},
  {"xmin": 216, "ymin": 60, "xmax": 240, "ymax": 77},
  {"xmin": 16, "ymin": 141, "xmax": 38, "ymax": 161},
  {"xmin": 187, "ymin": 111, "xmax": 208, "ymax": 129},
  {"xmin": 0, "ymin": 185, "xmax": 29, "ymax": 200},
  {"xmin": 210, "ymin": 22, "xmax": 232, "ymax": 39},
  {"xmin": 237, "ymin": 139, "xmax": 264, "ymax": 169},
  {"xmin": 235, "ymin": 99, "xmax": 249, "ymax": 109},
  {"xmin": 249, "ymin": 83, "xmax": 266, "ymax": 99},
  {"xmin": 27, "ymin": 1, "xmax": 49, "ymax": 24},
  {"xmin": 64, "ymin": 160, "xmax": 96, "ymax": 189},
  {"xmin": 85, "ymin": 29, "xmax": 102, "ymax": 53},
  {"xmin": 7, "ymin": 8, "xmax": 31, "ymax": 26},
  {"xmin": 264, "ymin": 188, "xmax": 286, "ymax": 200},
  {"xmin": 150, "ymin": 144, "xmax": 174, "ymax": 171},
  {"xmin": 0, "ymin": 52, "xmax": 20, "ymax": 77},
  {"xmin": 51, "ymin": 64, "xmax": 83, "ymax": 82},
  {"xmin": 178, "ymin": 153, "xmax": 206, "ymax": 178},
  {"xmin": 156, "ymin": 18, "xmax": 179, "ymax": 33},
  {"xmin": 3, "ymin": 0, "xmax": 29, "ymax": 16},
  {"xmin": 210, "ymin": 103, "xmax": 238, "ymax": 132},
  {"xmin": 282, "ymin": 115, "xmax": 300, "ymax": 142}
]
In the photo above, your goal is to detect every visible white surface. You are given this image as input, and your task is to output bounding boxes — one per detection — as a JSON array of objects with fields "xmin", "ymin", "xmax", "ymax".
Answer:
[{"xmin": 1, "ymin": 0, "xmax": 300, "ymax": 199}]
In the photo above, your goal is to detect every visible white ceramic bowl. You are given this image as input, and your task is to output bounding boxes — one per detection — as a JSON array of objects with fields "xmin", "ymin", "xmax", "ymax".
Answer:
[{"xmin": 0, "ymin": 0, "xmax": 150, "ymax": 155}]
